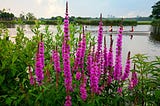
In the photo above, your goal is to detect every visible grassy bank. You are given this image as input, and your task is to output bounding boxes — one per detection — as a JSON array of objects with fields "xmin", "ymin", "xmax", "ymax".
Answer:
[
  {"xmin": 152, "ymin": 19, "xmax": 160, "ymax": 26},
  {"xmin": 137, "ymin": 21, "xmax": 152, "ymax": 25},
  {"xmin": 75, "ymin": 19, "xmax": 137, "ymax": 26}
]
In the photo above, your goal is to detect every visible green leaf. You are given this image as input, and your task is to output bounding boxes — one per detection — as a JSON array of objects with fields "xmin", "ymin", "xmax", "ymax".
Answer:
[
  {"xmin": 6, "ymin": 97, "xmax": 12, "ymax": 106},
  {"xmin": 0, "ymin": 75, "xmax": 5, "ymax": 85}
]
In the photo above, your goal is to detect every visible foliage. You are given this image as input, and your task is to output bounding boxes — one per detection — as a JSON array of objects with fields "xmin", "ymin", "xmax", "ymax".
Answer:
[
  {"xmin": 150, "ymin": 1, "xmax": 160, "ymax": 19},
  {"xmin": 131, "ymin": 54, "xmax": 160, "ymax": 105},
  {"xmin": 0, "ymin": 11, "xmax": 15, "ymax": 21},
  {"xmin": 152, "ymin": 19, "xmax": 160, "ymax": 26}
]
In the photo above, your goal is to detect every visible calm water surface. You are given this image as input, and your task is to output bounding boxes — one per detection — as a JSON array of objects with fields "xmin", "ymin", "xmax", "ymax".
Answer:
[{"xmin": 8, "ymin": 25, "xmax": 160, "ymax": 61}]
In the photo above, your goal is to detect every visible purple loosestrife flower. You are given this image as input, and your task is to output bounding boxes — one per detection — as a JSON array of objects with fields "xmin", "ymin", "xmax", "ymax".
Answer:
[
  {"xmin": 62, "ymin": 1, "xmax": 72, "ymax": 94},
  {"xmin": 39, "ymin": 42, "xmax": 45, "ymax": 68},
  {"xmin": 79, "ymin": 72, "xmax": 87, "ymax": 101},
  {"xmin": 79, "ymin": 28, "xmax": 86, "ymax": 69},
  {"xmin": 103, "ymin": 36, "xmax": 108, "ymax": 72},
  {"xmin": 114, "ymin": 27, "xmax": 123, "ymax": 81},
  {"xmin": 108, "ymin": 35, "xmax": 113, "ymax": 70},
  {"xmin": 76, "ymin": 71, "xmax": 81, "ymax": 80},
  {"xmin": 129, "ymin": 71, "xmax": 138, "ymax": 90},
  {"xmin": 86, "ymin": 53, "xmax": 93, "ymax": 76},
  {"xmin": 117, "ymin": 87, "xmax": 122, "ymax": 95},
  {"xmin": 52, "ymin": 50, "xmax": 61, "ymax": 73},
  {"xmin": 107, "ymin": 35, "xmax": 113, "ymax": 85},
  {"xmin": 107, "ymin": 75, "xmax": 112, "ymax": 86},
  {"xmin": 73, "ymin": 41, "xmax": 82, "ymax": 71},
  {"xmin": 100, "ymin": 50, "xmax": 104, "ymax": 74},
  {"xmin": 122, "ymin": 51, "xmax": 131, "ymax": 81},
  {"xmin": 35, "ymin": 42, "xmax": 44, "ymax": 85},
  {"xmin": 80, "ymin": 83, "xmax": 87, "ymax": 101},
  {"xmin": 64, "ymin": 95, "xmax": 72, "ymax": 106},
  {"xmin": 96, "ymin": 13, "xmax": 103, "ymax": 59},
  {"xmin": 90, "ymin": 60, "xmax": 99, "ymax": 94}
]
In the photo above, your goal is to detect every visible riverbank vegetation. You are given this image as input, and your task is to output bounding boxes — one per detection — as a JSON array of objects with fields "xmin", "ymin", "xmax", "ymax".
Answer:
[{"xmin": 0, "ymin": 18, "xmax": 138, "ymax": 26}]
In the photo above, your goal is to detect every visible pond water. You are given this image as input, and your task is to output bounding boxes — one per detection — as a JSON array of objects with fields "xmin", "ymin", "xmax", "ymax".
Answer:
[{"xmin": 7, "ymin": 25, "xmax": 160, "ymax": 63}]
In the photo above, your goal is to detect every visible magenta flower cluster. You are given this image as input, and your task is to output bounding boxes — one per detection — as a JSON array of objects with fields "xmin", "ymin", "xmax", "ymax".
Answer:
[
  {"xmin": 80, "ymin": 75, "xmax": 87, "ymax": 101},
  {"xmin": 64, "ymin": 95, "xmax": 72, "ymax": 106},
  {"xmin": 52, "ymin": 50, "xmax": 61, "ymax": 73},
  {"xmin": 90, "ymin": 61, "xmax": 100, "ymax": 93},
  {"xmin": 107, "ymin": 37, "xmax": 113, "ymax": 85},
  {"xmin": 121, "ymin": 51, "xmax": 131, "ymax": 81},
  {"xmin": 73, "ymin": 41, "xmax": 82, "ymax": 71},
  {"xmin": 79, "ymin": 31, "xmax": 86, "ymax": 69},
  {"xmin": 76, "ymin": 71, "xmax": 81, "ymax": 80},
  {"xmin": 103, "ymin": 37, "xmax": 108, "ymax": 71},
  {"xmin": 35, "ymin": 42, "xmax": 44, "ymax": 85},
  {"xmin": 117, "ymin": 87, "xmax": 123, "ymax": 95},
  {"xmin": 73, "ymin": 30, "xmax": 86, "ymax": 71},
  {"xmin": 62, "ymin": 1, "xmax": 72, "ymax": 94},
  {"xmin": 86, "ymin": 52, "xmax": 93, "ymax": 76},
  {"xmin": 114, "ymin": 27, "xmax": 123, "ymax": 81},
  {"xmin": 129, "ymin": 71, "xmax": 138, "ymax": 90},
  {"xmin": 62, "ymin": 2, "xmax": 72, "ymax": 106},
  {"xmin": 96, "ymin": 13, "xmax": 103, "ymax": 59}
]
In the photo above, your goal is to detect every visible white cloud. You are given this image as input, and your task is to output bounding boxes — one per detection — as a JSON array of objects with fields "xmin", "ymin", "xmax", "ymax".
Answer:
[
  {"xmin": 124, "ymin": 11, "xmax": 148, "ymax": 18},
  {"xmin": 35, "ymin": 0, "xmax": 43, "ymax": 4},
  {"xmin": 46, "ymin": 0, "xmax": 64, "ymax": 17},
  {"xmin": 34, "ymin": 0, "xmax": 65, "ymax": 17}
]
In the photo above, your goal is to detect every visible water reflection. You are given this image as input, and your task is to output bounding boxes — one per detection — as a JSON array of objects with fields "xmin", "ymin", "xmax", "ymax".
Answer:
[
  {"xmin": 150, "ymin": 25, "xmax": 160, "ymax": 41},
  {"xmin": 5, "ymin": 25, "xmax": 160, "ymax": 58},
  {"xmin": 149, "ymin": 34, "xmax": 160, "ymax": 42}
]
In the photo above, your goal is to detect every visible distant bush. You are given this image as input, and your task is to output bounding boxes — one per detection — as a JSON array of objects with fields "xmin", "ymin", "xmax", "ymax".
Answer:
[
  {"xmin": 23, "ymin": 20, "xmax": 35, "ymax": 25},
  {"xmin": 75, "ymin": 19, "xmax": 137, "ymax": 26},
  {"xmin": 41, "ymin": 20, "xmax": 58, "ymax": 25},
  {"xmin": 152, "ymin": 19, "xmax": 160, "ymax": 26}
]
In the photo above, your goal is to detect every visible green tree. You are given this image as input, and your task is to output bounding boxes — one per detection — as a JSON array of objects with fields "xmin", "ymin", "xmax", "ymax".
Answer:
[
  {"xmin": 26, "ymin": 12, "xmax": 36, "ymax": 21},
  {"xmin": 0, "ymin": 12, "xmax": 14, "ymax": 21},
  {"xmin": 151, "ymin": 1, "xmax": 160, "ymax": 19},
  {"xmin": 19, "ymin": 12, "xmax": 25, "ymax": 21}
]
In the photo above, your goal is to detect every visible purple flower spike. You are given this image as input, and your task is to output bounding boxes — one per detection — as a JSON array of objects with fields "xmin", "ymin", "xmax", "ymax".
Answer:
[
  {"xmin": 96, "ymin": 13, "xmax": 103, "ymax": 59},
  {"xmin": 103, "ymin": 36, "xmax": 108, "ymax": 71},
  {"xmin": 107, "ymin": 35, "xmax": 113, "ymax": 85},
  {"xmin": 35, "ymin": 42, "xmax": 45, "ymax": 85},
  {"xmin": 122, "ymin": 51, "xmax": 131, "ymax": 81},
  {"xmin": 117, "ymin": 87, "xmax": 123, "ymax": 95},
  {"xmin": 86, "ymin": 52, "xmax": 93, "ymax": 76},
  {"xmin": 64, "ymin": 95, "xmax": 72, "ymax": 106},
  {"xmin": 90, "ymin": 61, "xmax": 100, "ymax": 94},
  {"xmin": 52, "ymin": 50, "xmax": 61, "ymax": 73},
  {"xmin": 62, "ymin": 1, "xmax": 72, "ymax": 94},
  {"xmin": 39, "ymin": 42, "xmax": 45, "ymax": 68},
  {"xmin": 129, "ymin": 71, "xmax": 138, "ymax": 90},
  {"xmin": 76, "ymin": 71, "xmax": 81, "ymax": 80},
  {"xmin": 114, "ymin": 28, "xmax": 123, "ymax": 81},
  {"xmin": 80, "ymin": 83, "xmax": 87, "ymax": 101},
  {"xmin": 108, "ymin": 35, "xmax": 113, "ymax": 69}
]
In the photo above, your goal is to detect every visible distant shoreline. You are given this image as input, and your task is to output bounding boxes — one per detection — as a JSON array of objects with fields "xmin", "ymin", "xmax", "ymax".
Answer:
[{"xmin": 0, "ymin": 20, "xmax": 152, "ymax": 26}]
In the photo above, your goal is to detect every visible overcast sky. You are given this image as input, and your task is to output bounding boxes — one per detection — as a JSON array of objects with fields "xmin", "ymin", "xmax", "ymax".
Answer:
[{"xmin": 0, "ymin": 0, "xmax": 159, "ymax": 18}]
